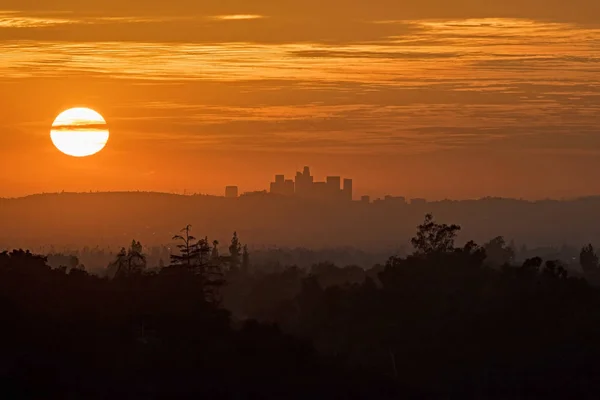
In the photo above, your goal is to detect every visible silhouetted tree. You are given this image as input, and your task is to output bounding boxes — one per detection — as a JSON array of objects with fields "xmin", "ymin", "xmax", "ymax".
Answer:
[
  {"xmin": 211, "ymin": 240, "xmax": 220, "ymax": 262},
  {"xmin": 456, "ymin": 240, "xmax": 487, "ymax": 265},
  {"xmin": 580, "ymin": 244, "xmax": 599, "ymax": 273},
  {"xmin": 0, "ymin": 249, "xmax": 48, "ymax": 274},
  {"xmin": 242, "ymin": 245, "xmax": 250, "ymax": 273},
  {"xmin": 517, "ymin": 256, "xmax": 543, "ymax": 280},
  {"xmin": 411, "ymin": 214, "xmax": 461, "ymax": 255},
  {"xmin": 543, "ymin": 260, "xmax": 569, "ymax": 280},
  {"xmin": 197, "ymin": 236, "xmax": 211, "ymax": 267},
  {"xmin": 523, "ymin": 256, "xmax": 543, "ymax": 270},
  {"xmin": 204, "ymin": 262, "xmax": 225, "ymax": 306},
  {"xmin": 484, "ymin": 236, "xmax": 515, "ymax": 267},
  {"xmin": 113, "ymin": 240, "xmax": 146, "ymax": 278},
  {"xmin": 107, "ymin": 247, "xmax": 127, "ymax": 279},
  {"xmin": 229, "ymin": 231, "xmax": 242, "ymax": 271},
  {"xmin": 169, "ymin": 226, "xmax": 225, "ymax": 304},
  {"xmin": 171, "ymin": 225, "xmax": 199, "ymax": 269},
  {"xmin": 580, "ymin": 244, "xmax": 600, "ymax": 283}
]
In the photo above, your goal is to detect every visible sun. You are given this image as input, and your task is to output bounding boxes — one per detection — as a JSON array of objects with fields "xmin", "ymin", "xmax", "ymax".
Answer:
[{"xmin": 51, "ymin": 108, "xmax": 109, "ymax": 157}]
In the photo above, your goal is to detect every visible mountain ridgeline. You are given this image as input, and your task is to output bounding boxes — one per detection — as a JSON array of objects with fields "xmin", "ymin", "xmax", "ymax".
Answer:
[{"xmin": 2, "ymin": 192, "xmax": 600, "ymax": 251}]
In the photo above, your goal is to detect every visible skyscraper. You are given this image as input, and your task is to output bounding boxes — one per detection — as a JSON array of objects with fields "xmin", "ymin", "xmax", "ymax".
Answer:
[
  {"xmin": 326, "ymin": 176, "xmax": 341, "ymax": 198},
  {"xmin": 270, "ymin": 174, "xmax": 288, "ymax": 195},
  {"xmin": 295, "ymin": 166, "xmax": 314, "ymax": 197},
  {"xmin": 284, "ymin": 179, "xmax": 295, "ymax": 196},
  {"xmin": 343, "ymin": 179, "xmax": 353, "ymax": 201}
]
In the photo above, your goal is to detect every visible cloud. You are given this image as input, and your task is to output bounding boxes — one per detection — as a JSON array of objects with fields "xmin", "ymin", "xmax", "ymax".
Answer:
[
  {"xmin": 51, "ymin": 123, "xmax": 108, "ymax": 131},
  {"xmin": 210, "ymin": 15, "xmax": 266, "ymax": 21},
  {"xmin": 0, "ymin": 11, "xmax": 76, "ymax": 28},
  {"xmin": 290, "ymin": 49, "xmax": 462, "ymax": 60},
  {"xmin": 0, "ymin": 11, "xmax": 190, "ymax": 30}
]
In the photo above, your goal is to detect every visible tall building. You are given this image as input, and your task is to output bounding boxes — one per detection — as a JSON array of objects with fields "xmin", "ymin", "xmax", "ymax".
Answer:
[
  {"xmin": 295, "ymin": 166, "xmax": 314, "ymax": 197},
  {"xmin": 343, "ymin": 179, "xmax": 353, "ymax": 201},
  {"xmin": 326, "ymin": 176, "xmax": 341, "ymax": 198},
  {"xmin": 225, "ymin": 186, "xmax": 239, "ymax": 198},
  {"xmin": 283, "ymin": 179, "xmax": 295, "ymax": 196},
  {"xmin": 270, "ymin": 174, "xmax": 288, "ymax": 195}
]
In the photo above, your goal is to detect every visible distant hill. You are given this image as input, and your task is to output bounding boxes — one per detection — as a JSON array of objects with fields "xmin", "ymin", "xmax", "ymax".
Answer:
[{"xmin": 2, "ymin": 192, "xmax": 600, "ymax": 251}]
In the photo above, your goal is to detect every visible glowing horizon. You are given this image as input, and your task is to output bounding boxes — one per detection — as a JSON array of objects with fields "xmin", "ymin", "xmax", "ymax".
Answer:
[{"xmin": 1, "ymin": 2, "xmax": 600, "ymax": 200}]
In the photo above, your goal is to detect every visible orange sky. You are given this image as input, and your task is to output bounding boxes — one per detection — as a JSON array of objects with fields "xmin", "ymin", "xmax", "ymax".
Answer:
[{"xmin": 1, "ymin": 2, "xmax": 600, "ymax": 200}]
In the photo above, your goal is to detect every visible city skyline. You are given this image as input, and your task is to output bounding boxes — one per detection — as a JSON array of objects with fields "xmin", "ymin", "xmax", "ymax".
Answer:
[
  {"xmin": 221, "ymin": 166, "xmax": 425, "ymax": 203},
  {"xmin": 268, "ymin": 166, "xmax": 353, "ymax": 201}
]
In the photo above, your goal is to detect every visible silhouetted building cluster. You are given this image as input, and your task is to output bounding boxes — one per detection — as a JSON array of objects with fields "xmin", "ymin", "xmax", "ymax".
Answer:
[
  {"xmin": 221, "ymin": 165, "xmax": 424, "ymax": 204},
  {"xmin": 270, "ymin": 166, "xmax": 353, "ymax": 201},
  {"xmin": 270, "ymin": 175, "xmax": 295, "ymax": 196}
]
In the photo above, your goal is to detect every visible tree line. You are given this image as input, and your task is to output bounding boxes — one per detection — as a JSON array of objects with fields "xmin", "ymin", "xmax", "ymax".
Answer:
[{"xmin": 4, "ymin": 214, "xmax": 600, "ymax": 398}]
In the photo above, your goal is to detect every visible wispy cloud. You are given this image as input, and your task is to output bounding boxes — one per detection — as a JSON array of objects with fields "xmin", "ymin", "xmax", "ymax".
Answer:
[
  {"xmin": 0, "ymin": 11, "xmax": 191, "ymax": 29},
  {"xmin": 0, "ymin": 11, "xmax": 76, "ymax": 28},
  {"xmin": 92, "ymin": 16, "xmax": 169, "ymax": 24},
  {"xmin": 51, "ymin": 123, "xmax": 108, "ymax": 131},
  {"xmin": 210, "ymin": 15, "xmax": 266, "ymax": 21}
]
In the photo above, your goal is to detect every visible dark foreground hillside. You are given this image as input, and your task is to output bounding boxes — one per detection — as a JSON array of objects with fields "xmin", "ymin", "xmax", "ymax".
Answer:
[
  {"xmin": 4, "ymin": 215, "xmax": 600, "ymax": 398},
  {"xmin": 0, "ymin": 250, "xmax": 398, "ymax": 399}
]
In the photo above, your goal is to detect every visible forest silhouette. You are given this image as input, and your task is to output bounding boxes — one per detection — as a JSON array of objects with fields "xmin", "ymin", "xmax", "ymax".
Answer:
[{"xmin": 4, "ymin": 215, "xmax": 600, "ymax": 398}]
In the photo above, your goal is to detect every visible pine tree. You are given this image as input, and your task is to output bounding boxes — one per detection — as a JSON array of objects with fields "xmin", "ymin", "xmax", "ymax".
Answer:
[
  {"xmin": 229, "ymin": 231, "xmax": 242, "ymax": 271},
  {"xmin": 580, "ymin": 244, "xmax": 599, "ymax": 283},
  {"xmin": 197, "ymin": 236, "xmax": 211, "ymax": 269},
  {"xmin": 169, "ymin": 225, "xmax": 225, "ymax": 305},
  {"xmin": 113, "ymin": 240, "xmax": 147, "ymax": 279},
  {"xmin": 127, "ymin": 240, "xmax": 146, "ymax": 274},
  {"xmin": 170, "ymin": 225, "xmax": 199, "ymax": 269},
  {"xmin": 205, "ymin": 256, "xmax": 225, "ymax": 305},
  {"xmin": 211, "ymin": 240, "xmax": 220, "ymax": 262},
  {"xmin": 242, "ymin": 245, "xmax": 250, "ymax": 274},
  {"xmin": 107, "ymin": 247, "xmax": 127, "ymax": 279}
]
